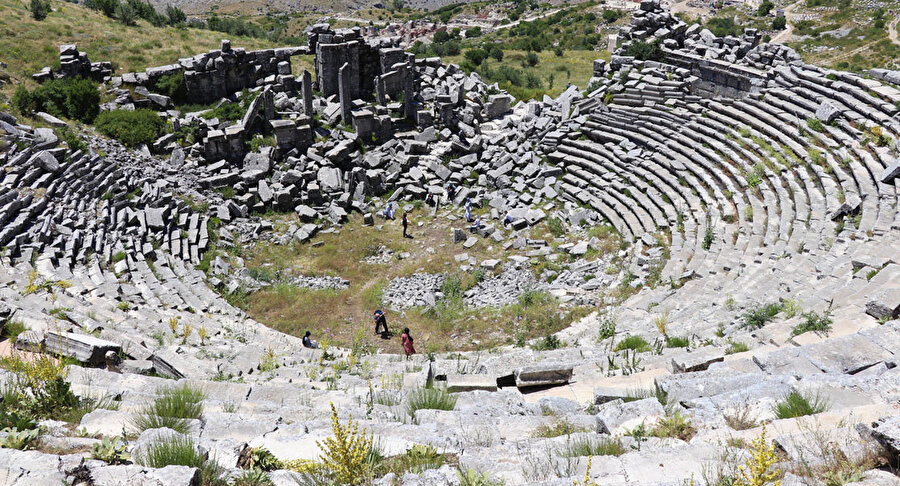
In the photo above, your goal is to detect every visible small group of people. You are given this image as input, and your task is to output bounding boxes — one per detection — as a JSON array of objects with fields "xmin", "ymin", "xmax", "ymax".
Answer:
[
  {"xmin": 301, "ymin": 309, "xmax": 415, "ymax": 357},
  {"xmin": 373, "ymin": 309, "xmax": 415, "ymax": 357}
]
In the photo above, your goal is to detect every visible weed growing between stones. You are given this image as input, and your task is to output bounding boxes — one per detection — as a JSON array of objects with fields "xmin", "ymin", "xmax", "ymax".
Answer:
[
  {"xmin": 558, "ymin": 435, "xmax": 627, "ymax": 457},
  {"xmin": 0, "ymin": 428, "xmax": 40, "ymax": 450},
  {"xmin": 130, "ymin": 384, "xmax": 205, "ymax": 434},
  {"xmin": 772, "ymin": 391, "xmax": 830, "ymax": 419},
  {"xmin": 787, "ymin": 420, "xmax": 886, "ymax": 486},
  {"xmin": 741, "ymin": 302, "xmax": 783, "ymax": 330},
  {"xmin": 613, "ymin": 335, "xmax": 651, "ymax": 353},
  {"xmin": 530, "ymin": 418, "xmax": 590, "ymax": 438},
  {"xmin": 90, "ymin": 437, "xmax": 130, "ymax": 464},
  {"xmin": 791, "ymin": 310, "xmax": 833, "ymax": 337},
  {"xmin": 651, "ymin": 411, "xmax": 697, "ymax": 441},
  {"xmin": 456, "ymin": 467, "xmax": 504, "ymax": 486},
  {"xmin": 405, "ymin": 385, "xmax": 457, "ymax": 422},
  {"xmin": 231, "ymin": 470, "xmax": 274, "ymax": 486},
  {"xmin": 735, "ymin": 425, "xmax": 782, "ymax": 486},
  {"xmin": 133, "ymin": 433, "xmax": 227, "ymax": 485}
]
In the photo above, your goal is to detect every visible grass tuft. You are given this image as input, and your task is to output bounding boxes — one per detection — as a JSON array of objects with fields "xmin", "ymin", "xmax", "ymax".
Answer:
[
  {"xmin": 131, "ymin": 384, "xmax": 205, "ymax": 434},
  {"xmin": 772, "ymin": 391, "xmax": 829, "ymax": 419}
]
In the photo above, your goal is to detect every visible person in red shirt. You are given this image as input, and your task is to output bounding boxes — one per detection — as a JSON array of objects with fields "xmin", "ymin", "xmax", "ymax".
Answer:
[{"xmin": 401, "ymin": 328, "xmax": 416, "ymax": 358}]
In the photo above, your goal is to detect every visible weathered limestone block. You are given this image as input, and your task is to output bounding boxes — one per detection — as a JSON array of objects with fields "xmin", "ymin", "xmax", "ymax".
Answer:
[{"xmin": 514, "ymin": 363, "xmax": 573, "ymax": 388}]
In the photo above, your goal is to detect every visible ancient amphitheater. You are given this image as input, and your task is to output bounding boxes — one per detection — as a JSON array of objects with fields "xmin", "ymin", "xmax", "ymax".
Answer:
[{"xmin": 1, "ymin": 0, "xmax": 899, "ymax": 484}]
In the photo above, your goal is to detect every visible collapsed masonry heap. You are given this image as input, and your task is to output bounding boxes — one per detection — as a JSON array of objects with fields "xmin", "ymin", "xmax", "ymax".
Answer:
[{"xmin": 4, "ymin": 2, "xmax": 900, "ymax": 484}]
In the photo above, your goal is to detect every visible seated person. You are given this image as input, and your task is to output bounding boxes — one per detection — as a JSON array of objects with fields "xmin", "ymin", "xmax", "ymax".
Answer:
[
  {"xmin": 302, "ymin": 331, "xmax": 319, "ymax": 349},
  {"xmin": 469, "ymin": 216, "xmax": 482, "ymax": 233}
]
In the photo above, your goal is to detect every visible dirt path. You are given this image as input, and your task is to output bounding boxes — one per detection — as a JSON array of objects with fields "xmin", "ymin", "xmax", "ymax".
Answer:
[{"xmin": 770, "ymin": 0, "xmax": 804, "ymax": 44}]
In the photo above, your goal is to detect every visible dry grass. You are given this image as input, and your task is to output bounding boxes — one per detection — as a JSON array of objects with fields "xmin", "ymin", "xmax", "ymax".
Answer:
[{"xmin": 232, "ymin": 210, "xmax": 590, "ymax": 353}]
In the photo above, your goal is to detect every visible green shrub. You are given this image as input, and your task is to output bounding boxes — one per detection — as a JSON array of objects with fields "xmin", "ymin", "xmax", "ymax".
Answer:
[
  {"xmin": 12, "ymin": 78, "xmax": 100, "ymax": 123},
  {"xmin": 0, "ymin": 410, "xmax": 37, "ymax": 431},
  {"xmin": 625, "ymin": 39, "xmax": 664, "ymax": 61},
  {"xmin": 30, "ymin": 0, "xmax": 51, "ymax": 20},
  {"xmin": 95, "ymin": 109, "xmax": 165, "ymax": 147},
  {"xmin": 613, "ymin": 335, "xmax": 651, "ymax": 353},
  {"xmin": 546, "ymin": 217, "xmax": 565, "ymax": 237},
  {"xmin": 791, "ymin": 310, "xmax": 833, "ymax": 337},
  {"xmin": 406, "ymin": 386, "xmax": 457, "ymax": 419},
  {"xmin": 772, "ymin": 16, "xmax": 786, "ymax": 30},
  {"xmin": 524, "ymin": 51, "xmax": 539, "ymax": 67},
  {"xmin": 602, "ymin": 9, "xmax": 623, "ymax": 22},
  {"xmin": 154, "ymin": 73, "xmax": 187, "ymax": 104},
  {"xmin": 531, "ymin": 418, "xmax": 589, "ymax": 438},
  {"xmin": 131, "ymin": 384, "xmax": 205, "ymax": 434},
  {"xmin": 741, "ymin": 302, "xmax": 783, "ymax": 329},
  {"xmin": 706, "ymin": 17, "xmax": 741, "ymax": 37},
  {"xmin": 773, "ymin": 391, "xmax": 829, "ymax": 419},
  {"xmin": 464, "ymin": 48, "xmax": 488, "ymax": 66},
  {"xmin": 202, "ymin": 101, "xmax": 244, "ymax": 121}
]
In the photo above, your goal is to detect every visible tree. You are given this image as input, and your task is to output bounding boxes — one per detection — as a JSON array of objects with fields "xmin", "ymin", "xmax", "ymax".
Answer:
[
  {"xmin": 524, "ymin": 51, "xmax": 539, "ymax": 67},
  {"xmin": 390, "ymin": 0, "xmax": 404, "ymax": 12},
  {"xmin": 30, "ymin": 0, "xmax": 50, "ymax": 20},
  {"xmin": 165, "ymin": 4, "xmax": 185, "ymax": 25},
  {"xmin": 464, "ymin": 48, "xmax": 488, "ymax": 66},
  {"xmin": 771, "ymin": 16, "xmax": 786, "ymax": 30},
  {"xmin": 757, "ymin": 0, "xmax": 773, "ymax": 16},
  {"xmin": 466, "ymin": 26, "xmax": 482, "ymax": 38},
  {"xmin": 115, "ymin": 0, "xmax": 137, "ymax": 25},
  {"xmin": 85, "ymin": 0, "xmax": 119, "ymax": 17},
  {"xmin": 433, "ymin": 30, "xmax": 450, "ymax": 44},
  {"xmin": 488, "ymin": 45, "xmax": 504, "ymax": 61}
]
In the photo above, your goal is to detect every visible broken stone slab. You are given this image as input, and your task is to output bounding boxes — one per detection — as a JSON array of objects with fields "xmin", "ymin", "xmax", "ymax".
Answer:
[
  {"xmin": 880, "ymin": 160, "xmax": 900, "ymax": 183},
  {"xmin": 595, "ymin": 398, "xmax": 665, "ymax": 434},
  {"xmin": 514, "ymin": 363, "xmax": 573, "ymax": 388},
  {"xmin": 42, "ymin": 331, "xmax": 121, "ymax": 366},
  {"xmin": 866, "ymin": 288, "xmax": 900, "ymax": 320},
  {"xmin": 671, "ymin": 348, "xmax": 725, "ymax": 373},
  {"xmin": 445, "ymin": 374, "xmax": 498, "ymax": 393},
  {"xmin": 860, "ymin": 415, "xmax": 900, "ymax": 456}
]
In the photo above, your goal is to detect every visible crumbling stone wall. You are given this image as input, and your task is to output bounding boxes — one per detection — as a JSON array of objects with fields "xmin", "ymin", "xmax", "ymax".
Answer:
[
  {"xmin": 32, "ymin": 45, "xmax": 112, "ymax": 83},
  {"xmin": 308, "ymin": 24, "xmax": 403, "ymax": 100}
]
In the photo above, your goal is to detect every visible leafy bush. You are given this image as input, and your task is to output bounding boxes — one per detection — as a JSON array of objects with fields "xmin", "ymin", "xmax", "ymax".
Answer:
[
  {"xmin": 131, "ymin": 384, "xmax": 205, "ymax": 434},
  {"xmin": 0, "ymin": 351, "xmax": 79, "ymax": 420},
  {"xmin": 115, "ymin": 0, "xmax": 137, "ymax": 25},
  {"xmin": 546, "ymin": 217, "xmax": 565, "ymax": 237},
  {"xmin": 202, "ymin": 101, "xmax": 245, "ymax": 121},
  {"xmin": 524, "ymin": 51, "xmax": 539, "ymax": 67},
  {"xmin": 488, "ymin": 45, "xmax": 503, "ymax": 62},
  {"xmin": 30, "ymin": 0, "xmax": 50, "ymax": 20},
  {"xmin": 625, "ymin": 40, "xmax": 664, "ymax": 61},
  {"xmin": 791, "ymin": 310, "xmax": 833, "ymax": 337},
  {"xmin": 772, "ymin": 391, "xmax": 829, "ymax": 419},
  {"xmin": 613, "ymin": 335, "xmax": 651, "ymax": 353},
  {"xmin": 772, "ymin": 16, "xmax": 786, "ymax": 30},
  {"xmin": 155, "ymin": 73, "xmax": 187, "ymax": 104},
  {"xmin": 602, "ymin": 9, "xmax": 624, "ymax": 22},
  {"xmin": 0, "ymin": 410, "xmax": 37, "ymax": 431},
  {"xmin": 464, "ymin": 48, "xmax": 488, "ymax": 66},
  {"xmin": 741, "ymin": 302, "xmax": 783, "ymax": 329},
  {"xmin": 406, "ymin": 386, "xmax": 457, "ymax": 419},
  {"xmin": 757, "ymin": 0, "xmax": 774, "ymax": 16},
  {"xmin": 12, "ymin": 78, "xmax": 100, "ymax": 123},
  {"xmin": 164, "ymin": 4, "xmax": 186, "ymax": 25},
  {"xmin": 706, "ymin": 17, "xmax": 741, "ymax": 37},
  {"xmin": 95, "ymin": 109, "xmax": 165, "ymax": 147},
  {"xmin": 465, "ymin": 26, "xmax": 482, "ymax": 38}
]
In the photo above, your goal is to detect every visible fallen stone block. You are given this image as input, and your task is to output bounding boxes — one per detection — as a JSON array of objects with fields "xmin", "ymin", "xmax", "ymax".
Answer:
[
  {"xmin": 445, "ymin": 374, "xmax": 498, "ymax": 392},
  {"xmin": 671, "ymin": 348, "xmax": 725, "ymax": 373},
  {"xmin": 514, "ymin": 363, "xmax": 573, "ymax": 388}
]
